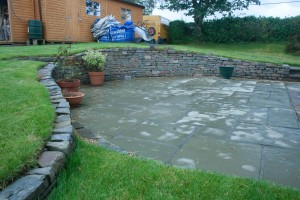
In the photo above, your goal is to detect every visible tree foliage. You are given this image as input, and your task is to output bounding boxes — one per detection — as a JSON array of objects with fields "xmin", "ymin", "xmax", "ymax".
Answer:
[{"xmin": 160, "ymin": 0, "xmax": 260, "ymax": 37}]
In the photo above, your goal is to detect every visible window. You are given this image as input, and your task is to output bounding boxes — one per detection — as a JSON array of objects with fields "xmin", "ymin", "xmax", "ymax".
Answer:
[
  {"xmin": 121, "ymin": 8, "xmax": 131, "ymax": 20},
  {"xmin": 86, "ymin": 0, "xmax": 100, "ymax": 17}
]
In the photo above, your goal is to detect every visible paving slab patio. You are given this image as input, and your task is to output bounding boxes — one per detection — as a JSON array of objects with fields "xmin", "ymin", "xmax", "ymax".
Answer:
[{"xmin": 71, "ymin": 77, "xmax": 300, "ymax": 190}]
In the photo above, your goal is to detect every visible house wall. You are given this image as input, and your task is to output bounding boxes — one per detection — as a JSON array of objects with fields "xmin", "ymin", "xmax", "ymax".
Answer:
[
  {"xmin": 36, "ymin": 0, "xmax": 69, "ymax": 41},
  {"xmin": 9, "ymin": 0, "xmax": 143, "ymax": 43},
  {"xmin": 9, "ymin": 0, "xmax": 35, "ymax": 43},
  {"xmin": 79, "ymin": 0, "xmax": 143, "ymax": 42}
]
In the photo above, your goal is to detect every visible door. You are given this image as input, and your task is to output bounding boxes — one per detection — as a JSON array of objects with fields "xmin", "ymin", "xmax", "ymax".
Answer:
[{"xmin": 65, "ymin": 0, "xmax": 81, "ymax": 41}]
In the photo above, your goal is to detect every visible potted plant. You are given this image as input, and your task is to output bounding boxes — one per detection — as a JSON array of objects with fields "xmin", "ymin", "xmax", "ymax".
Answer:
[
  {"xmin": 219, "ymin": 66, "xmax": 235, "ymax": 79},
  {"xmin": 82, "ymin": 49, "xmax": 106, "ymax": 86},
  {"xmin": 63, "ymin": 91, "xmax": 85, "ymax": 108},
  {"xmin": 54, "ymin": 45, "xmax": 82, "ymax": 92}
]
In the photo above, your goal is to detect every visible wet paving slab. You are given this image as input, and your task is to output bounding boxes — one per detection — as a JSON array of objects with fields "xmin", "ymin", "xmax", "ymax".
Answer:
[{"xmin": 71, "ymin": 77, "xmax": 300, "ymax": 190}]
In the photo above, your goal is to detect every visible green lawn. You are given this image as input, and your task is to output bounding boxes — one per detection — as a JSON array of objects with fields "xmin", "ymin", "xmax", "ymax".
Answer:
[
  {"xmin": 49, "ymin": 139, "xmax": 300, "ymax": 200},
  {"xmin": 170, "ymin": 43, "xmax": 300, "ymax": 66},
  {"xmin": 0, "ymin": 42, "xmax": 299, "ymax": 65},
  {"xmin": 0, "ymin": 42, "xmax": 299, "ymax": 197},
  {"xmin": 0, "ymin": 60, "xmax": 54, "ymax": 188}
]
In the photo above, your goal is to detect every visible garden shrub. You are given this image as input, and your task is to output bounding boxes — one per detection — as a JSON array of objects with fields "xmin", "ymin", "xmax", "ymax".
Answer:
[
  {"xmin": 285, "ymin": 31, "xmax": 300, "ymax": 55},
  {"xmin": 168, "ymin": 16, "xmax": 300, "ymax": 44},
  {"xmin": 168, "ymin": 20, "xmax": 198, "ymax": 44}
]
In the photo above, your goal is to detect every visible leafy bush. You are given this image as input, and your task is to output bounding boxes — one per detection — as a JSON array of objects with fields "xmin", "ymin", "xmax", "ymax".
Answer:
[
  {"xmin": 285, "ymin": 31, "xmax": 300, "ymax": 55},
  {"xmin": 82, "ymin": 49, "xmax": 106, "ymax": 72},
  {"xmin": 168, "ymin": 20, "xmax": 186, "ymax": 44},
  {"xmin": 168, "ymin": 20, "xmax": 199, "ymax": 44},
  {"xmin": 168, "ymin": 16, "xmax": 300, "ymax": 44}
]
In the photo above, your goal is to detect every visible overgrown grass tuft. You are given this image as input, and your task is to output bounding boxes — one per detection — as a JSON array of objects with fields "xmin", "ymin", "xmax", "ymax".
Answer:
[
  {"xmin": 49, "ymin": 138, "xmax": 300, "ymax": 200},
  {"xmin": 0, "ymin": 60, "xmax": 55, "ymax": 188}
]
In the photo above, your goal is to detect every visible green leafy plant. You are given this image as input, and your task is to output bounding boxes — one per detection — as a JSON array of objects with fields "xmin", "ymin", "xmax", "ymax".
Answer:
[
  {"xmin": 285, "ymin": 31, "xmax": 300, "ymax": 55},
  {"xmin": 54, "ymin": 45, "xmax": 82, "ymax": 81},
  {"xmin": 82, "ymin": 49, "xmax": 106, "ymax": 72}
]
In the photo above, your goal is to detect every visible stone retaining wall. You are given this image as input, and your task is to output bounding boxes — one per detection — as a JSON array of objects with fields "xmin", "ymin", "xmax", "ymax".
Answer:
[
  {"xmin": 0, "ymin": 64, "xmax": 74, "ymax": 200},
  {"xmin": 52, "ymin": 48, "xmax": 290, "ymax": 82}
]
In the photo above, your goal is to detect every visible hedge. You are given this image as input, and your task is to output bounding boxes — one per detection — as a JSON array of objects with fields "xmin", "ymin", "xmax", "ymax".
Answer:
[{"xmin": 168, "ymin": 16, "xmax": 300, "ymax": 44}]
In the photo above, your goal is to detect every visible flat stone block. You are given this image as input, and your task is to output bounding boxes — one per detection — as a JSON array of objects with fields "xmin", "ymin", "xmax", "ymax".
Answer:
[
  {"xmin": 55, "ymin": 108, "xmax": 70, "ymax": 115},
  {"xmin": 55, "ymin": 114, "xmax": 71, "ymax": 123},
  {"xmin": 0, "ymin": 175, "xmax": 48, "ymax": 200},
  {"xmin": 27, "ymin": 167, "xmax": 56, "ymax": 183},
  {"xmin": 77, "ymin": 128, "xmax": 99, "ymax": 139},
  {"xmin": 72, "ymin": 121, "xmax": 84, "ymax": 129},
  {"xmin": 55, "ymin": 120, "xmax": 72, "ymax": 129},
  {"xmin": 262, "ymin": 146, "xmax": 300, "ymax": 189},
  {"xmin": 46, "ymin": 141, "xmax": 72, "ymax": 155},
  {"xmin": 51, "ymin": 134, "xmax": 73, "ymax": 142},
  {"xmin": 40, "ymin": 80, "xmax": 57, "ymax": 87},
  {"xmin": 57, "ymin": 101, "xmax": 70, "ymax": 108},
  {"xmin": 110, "ymin": 136, "xmax": 177, "ymax": 162},
  {"xmin": 38, "ymin": 151, "xmax": 65, "ymax": 173},
  {"xmin": 171, "ymin": 136, "xmax": 261, "ymax": 179},
  {"xmin": 268, "ymin": 108, "xmax": 299, "ymax": 129},
  {"xmin": 50, "ymin": 95, "xmax": 64, "ymax": 100},
  {"xmin": 231, "ymin": 124, "xmax": 300, "ymax": 149},
  {"xmin": 53, "ymin": 125, "xmax": 73, "ymax": 134}
]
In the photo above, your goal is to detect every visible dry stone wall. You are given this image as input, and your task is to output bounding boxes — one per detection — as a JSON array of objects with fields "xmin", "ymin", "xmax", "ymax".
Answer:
[
  {"xmin": 53, "ymin": 48, "xmax": 290, "ymax": 82},
  {"xmin": 102, "ymin": 48, "xmax": 290, "ymax": 81}
]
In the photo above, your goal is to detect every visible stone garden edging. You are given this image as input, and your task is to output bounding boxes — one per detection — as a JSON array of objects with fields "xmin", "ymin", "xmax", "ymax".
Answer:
[{"xmin": 0, "ymin": 63, "xmax": 74, "ymax": 200}]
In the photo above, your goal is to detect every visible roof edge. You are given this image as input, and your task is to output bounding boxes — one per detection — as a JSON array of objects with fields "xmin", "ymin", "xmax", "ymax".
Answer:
[{"xmin": 120, "ymin": 0, "xmax": 145, "ymax": 9}]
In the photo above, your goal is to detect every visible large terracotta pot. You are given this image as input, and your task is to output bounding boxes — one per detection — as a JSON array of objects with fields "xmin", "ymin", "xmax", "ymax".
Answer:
[
  {"xmin": 88, "ymin": 72, "xmax": 105, "ymax": 86},
  {"xmin": 63, "ymin": 92, "xmax": 84, "ymax": 108},
  {"xmin": 56, "ymin": 79, "xmax": 81, "ymax": 92}
]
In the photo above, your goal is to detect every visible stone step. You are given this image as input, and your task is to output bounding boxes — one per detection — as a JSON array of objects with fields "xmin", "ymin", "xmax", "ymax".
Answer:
[
  {"xmin": 289, "ymin": 74, "xmax": 300, "ymax": 78},
  {"xmin": 289, "ymin": 67, "xmax": 300, "ymax": 73},
  {"xmin": 288, "ymin": 67, "xmax": 300, "ymax": 82}
]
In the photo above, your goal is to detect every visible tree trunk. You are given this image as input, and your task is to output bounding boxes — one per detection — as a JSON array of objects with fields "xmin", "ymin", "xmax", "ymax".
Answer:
[{"xmin": 194, "ymin": 15, "xmax": 204, "ymax": 39}]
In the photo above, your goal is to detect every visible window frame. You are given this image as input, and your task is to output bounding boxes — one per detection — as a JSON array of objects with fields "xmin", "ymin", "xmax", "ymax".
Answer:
[
  {"xmin": 121, "ymin": 8, "xmax": 132, "ymax": 20},
  {"xmin": 86, "ymin": 0, "xmax": 100, "ymax": 17}
]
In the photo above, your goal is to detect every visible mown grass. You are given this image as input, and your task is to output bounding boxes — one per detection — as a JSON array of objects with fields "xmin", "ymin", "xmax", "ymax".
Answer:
[
  {"xmin": 49, "ymin": 139, "xmax": 300, "ymax": 200},
  {"xmin": 0, "ymin": 60, "xmax": 55, "ymax": 188},
  {"xmin": 170, "ymin": 43, "xmax": 300, "ymax": 66},
  {"xmin": 0, "ymin": 42, "xmax": 299, "ymax": 66},
  {"xmin": 0, "ymin": 43, "xmax": 145, "ymax": 60}
]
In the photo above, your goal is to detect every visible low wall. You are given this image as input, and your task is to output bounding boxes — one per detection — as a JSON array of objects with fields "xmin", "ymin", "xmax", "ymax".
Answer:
[{"xmin": 52, "ymin": 48, "xmax": 290, "ymax": 82}]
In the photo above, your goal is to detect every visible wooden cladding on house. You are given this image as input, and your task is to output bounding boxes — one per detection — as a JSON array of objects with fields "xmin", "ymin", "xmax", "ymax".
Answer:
[{"xmin": 8, "ymin": 0, "xmax": 143, "ymax": 43}]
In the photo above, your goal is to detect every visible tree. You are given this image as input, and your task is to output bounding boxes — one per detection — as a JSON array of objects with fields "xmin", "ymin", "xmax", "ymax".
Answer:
[
  {"xmin": 126, "ymin": 0, "xmax": 158, "ymax": 15},
  {"xmin": 160, "ymin": 0, "xmax": 260, "ymax": 38}
]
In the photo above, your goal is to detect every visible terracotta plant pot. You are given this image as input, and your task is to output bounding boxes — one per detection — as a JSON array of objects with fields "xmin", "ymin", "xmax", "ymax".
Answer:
[
  {"xmin": 56, "ymin": 79, "xmax": 81, "ymax": 92},
  {"xmin": 88, "ymin": 72, "xmax": 105, "ymax": 86},
  {"xmin": 63, "ymin": 91, "xmax": 84, "ymax": 108}
]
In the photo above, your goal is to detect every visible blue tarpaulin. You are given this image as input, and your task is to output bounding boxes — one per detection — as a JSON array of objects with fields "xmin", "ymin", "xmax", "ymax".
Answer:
[{"xmin": 92, "ymin": 16, "xmax": 135, "ymax": 42}]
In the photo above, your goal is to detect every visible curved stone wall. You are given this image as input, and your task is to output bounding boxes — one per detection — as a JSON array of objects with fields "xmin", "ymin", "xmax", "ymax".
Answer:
[{"xmin": 52, "ymin": 48, "xmax": 291, "ymax": 82}]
